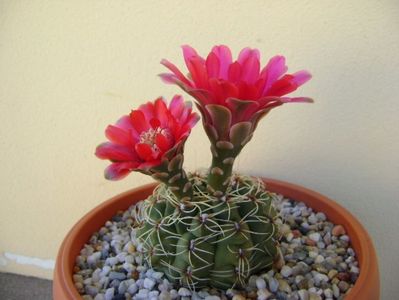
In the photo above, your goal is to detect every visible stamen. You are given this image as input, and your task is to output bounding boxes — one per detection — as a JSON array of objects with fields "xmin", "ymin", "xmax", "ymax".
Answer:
[{"xmin": 139, "ymin": 127, "xmax": 171, "ymax": 152}]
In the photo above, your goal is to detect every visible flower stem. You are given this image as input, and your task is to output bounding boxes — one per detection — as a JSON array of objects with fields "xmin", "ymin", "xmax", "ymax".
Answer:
[
  {"xmin": 150, "ymin": 154, "xmax": 193, "ymax": 202},
  {"xmin": 207, "ymin": 143, "xmax": 239, "ymax": 196}
]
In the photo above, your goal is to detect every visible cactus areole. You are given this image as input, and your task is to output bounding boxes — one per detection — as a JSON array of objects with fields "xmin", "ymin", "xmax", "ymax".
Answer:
[{"xmin": 96, "ymin": 45, "xmax": 312, "ymax": 289}]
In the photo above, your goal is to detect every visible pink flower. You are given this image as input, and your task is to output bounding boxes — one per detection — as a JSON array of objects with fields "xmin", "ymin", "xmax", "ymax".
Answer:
[
  {"xmin": 95, "ymin": 96, "xmax": 199, "ymax": 180},
  {"xmin": 160, "ymin": 45, "xmax": 312, "ymax": 143}
]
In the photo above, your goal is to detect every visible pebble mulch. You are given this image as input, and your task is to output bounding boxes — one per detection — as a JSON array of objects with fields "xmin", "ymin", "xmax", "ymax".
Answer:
[{"xmin": 73, "ymin": 194, "xmax": 359, "ymax": 300}]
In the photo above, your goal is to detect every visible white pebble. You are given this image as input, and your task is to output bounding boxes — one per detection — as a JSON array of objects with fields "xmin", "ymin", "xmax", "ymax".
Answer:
[
  {"xmin": 324, "ymin": 288, "xmax": 333, "ymax": 298},
  {"xmin": 159, "ymin": 291, "xmax": 172, "ymax": 300},
  {"xmin": 308, "ymin": 213, "xmax": 318, "ymax": 224},
  {"xmin": 143, "ymin": 278, "xmax": 156, "ymax": 290},
  {"xmin": 104, "ymin": 288, "xmax": 114, "ymax": 300},
  {"xmin": 257, "ymin": 288, "xmax": 272, "ymax": 300},
  {"xmin": 87, "ymin": 252, "xmax": 102, "ymax": 265},
  {"xmin": 170, "ymin": 289, "xmax": 178, "ymax": 299},
  {"xmin": 315, "ymin": 255, "xmax": 325, "ymax": 264},
  {"xmin": 256, "ymin": 277, "xmax": 267, "ymax": 289},
  {"xmin": 309, "ymin": 232, "xmax": 321, "ymax": 242},
  {"xmin": 135, "ymin": 289, "xmax": 149, "ymax": 300},
  {"xmin": 148, "ymin": 290, "xmax": 160, "ymax": 298},
  {"xmin": 151, "ymin": 271, "xmax": 164, "ymax": 280},
  {"xmin": 268, "ymin": 277, "xmax": 279, "ymax": 292},
  {"xmin": 281, "ymin": 265, "xmax": 293, "ymax": 278},
  {"xmin": 316, "ymin": 212, "xmax": 326, "ymax": 221},
  {"xmin": 127, "ymin": 283, "xmax": 138, "ymax": 294},
  {"xmin": 106, "ymin": 256, "xmax": 118, "ymax": 266},
  {"xmin": 178, "ymin": 287, "xmax": 192, "ymax": 297},
  {"xmin": 314, "ymin": 273, "xmax": 329, "ymax": 285},
  {"xmin": 94, "ymin": 294, "xmax": 105, "ymax": 300}
]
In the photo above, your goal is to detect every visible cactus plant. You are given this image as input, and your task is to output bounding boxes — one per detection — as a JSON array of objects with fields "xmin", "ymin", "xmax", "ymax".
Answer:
[
  {"xmin": 96, "ymin": 45, "xmax": 312, "ymax": 290},
  {"xmin": 136, "ymin": 173, "xmax": 278, "ymax": 289}
]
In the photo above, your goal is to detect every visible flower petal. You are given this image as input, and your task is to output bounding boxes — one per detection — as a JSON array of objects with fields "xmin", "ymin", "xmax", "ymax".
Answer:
[
  {"xmin": 182, "ymin": 45, "xmax": 201, "ymax": 66},
  {"xmin": 160, "ymin": 59, "xmax": 192, "ymax": 86},
  {"xmin": 211, "ymin": 45, "xmax": 232, "ymax": 79},
  {"xmin": 237, "ymin": 48, "xmax": 260, "ymax": 65},
  {"xmin": 135, "ymin": 143, "xmax": 155, "ymax": 161},
  {"xmin": 95, "ymin": 142, "xmax": 135, "ymax": 161},
  {"xmin": 240, "ymin": 55, "xmax": 260, "ymax": 84},
  {"xmin": 104, "ymin": 162, "xmax": 136, "ymax": 180},
  {"xmin": 209, "ymin": 78, "xmax": 239, "ymax": 104},
  {"xmin": 169, "ymin": 95, "xmax": 184, "ymax": 118},
  {"xmin": 206, "ymin": 52, "xmax": 220, "ymax": 78},
  {"xmin": 154, "ymin": 97, "xmax": 169, "ymax": 125},
  {"xmin": 228, "ymin": 62, "xmax": 241, "ymax": 83},
  {"xmin": 186, "ymin": 56, "xmax": 208, "ymax": 88},
  {"xmin": 264, "ymin": 74, "xmax": 297, "ymax": 97},
  {"xmin": 261, "ymin": 55, "xmax": 288, "ymax": 95},
  {"xmin": 291, "ymin": 70, "xmax": 312, "ymax": 86},
  {"xmin": 105, "ymin": 125, "xmax": 131, "ymax": 146},
  {"xmin": 130, "ymin": 110, "xmax": 149, "ymax": 133},
  {"xmin": 155, "ymin": 133, "xmax": 173, "ymax": 152}
]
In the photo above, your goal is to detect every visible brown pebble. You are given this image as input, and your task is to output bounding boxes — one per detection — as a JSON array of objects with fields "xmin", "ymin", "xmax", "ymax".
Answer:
[
  {"xmin": 131, "ymin": 270, "xmax": 139, "ymax": 280},
  {"xmin": 332, "ymin": 225, "xmax": 346, "ymax": 236},
  {"xmin": 246, "ymin": 291, "xmax": 257, "ymax": 299},
  {"xmin": 292, "ymin": 230, "xmax": 302, "ymax": 238},
  {"xmin": 337, "ymin": 272, "xmax": 350, "ymax": 281},
  {"xmin": 305, "ymin": 238, "xmax": 317, "ymax": 246},
  {"xmin": 73, "ymin": 266, "xmax": 80, "ymax": 273},
  {"xmin": 128, "ymin": 244, "xmax": 136, "ymax": 254}
]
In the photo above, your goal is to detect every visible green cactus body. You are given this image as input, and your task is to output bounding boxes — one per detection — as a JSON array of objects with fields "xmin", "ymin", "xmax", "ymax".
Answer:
[{"xmin": 137, "ymin": 173, "xmax": 279, "ymax": 289}]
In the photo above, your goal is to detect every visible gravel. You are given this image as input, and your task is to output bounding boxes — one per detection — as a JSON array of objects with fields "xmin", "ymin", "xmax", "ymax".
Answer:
[{"xmin": 73, "ymin": 193, "xmax": 359, "ymax": 299}]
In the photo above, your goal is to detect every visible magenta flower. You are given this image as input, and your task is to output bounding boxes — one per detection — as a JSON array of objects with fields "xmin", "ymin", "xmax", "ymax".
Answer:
[
  {"xmin": 160, "ymin": 45, "xmax": 312, "ymax": 143},
  {"xmin": 95, "ymin": 96, "xmax": 199, "ymax": 180}
]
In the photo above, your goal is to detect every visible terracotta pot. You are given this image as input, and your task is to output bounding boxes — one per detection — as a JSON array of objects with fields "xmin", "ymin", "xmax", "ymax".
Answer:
[{"xmin": 53, "ymin": 178, "xmax": 380, "ymax": 300}]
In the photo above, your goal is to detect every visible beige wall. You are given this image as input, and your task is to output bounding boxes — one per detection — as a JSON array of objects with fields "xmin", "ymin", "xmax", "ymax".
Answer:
[{"xmin": 0, "ymin": 0, "xmax": 398, "ymax": 297}]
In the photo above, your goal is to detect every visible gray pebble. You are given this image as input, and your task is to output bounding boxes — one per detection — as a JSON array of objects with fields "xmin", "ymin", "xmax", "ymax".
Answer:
[
  {"xmin": 109, "ymin": 271, "xmax": 126, "ymax": 281},
  {"xmin": 204, "ymin": 296, "xmax": 221, "ymax": 300},
  {"xmin": 298, "ymin": 289, "xmax": 309, "ymax": 300}
]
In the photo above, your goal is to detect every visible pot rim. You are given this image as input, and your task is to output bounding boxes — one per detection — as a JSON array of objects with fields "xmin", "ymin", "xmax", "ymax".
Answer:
[{"xmin": 53, "ymin": 178, "xmax": 379, "ymax": 300}]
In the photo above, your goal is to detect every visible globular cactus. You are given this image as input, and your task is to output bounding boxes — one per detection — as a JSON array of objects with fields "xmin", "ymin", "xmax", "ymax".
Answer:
[{"xmin": 136, "ymin": 173, "xmax": 279, "ymax": 289}]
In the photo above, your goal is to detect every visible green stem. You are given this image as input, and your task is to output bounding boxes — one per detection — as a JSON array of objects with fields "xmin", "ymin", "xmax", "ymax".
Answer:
[
  {"xmin": 151, "ymin": 165, "xmax": 193, "ymax": 202},
  {"xmin": 207, "ymin": 143, "xmax": 240, "ymax": 195}
]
